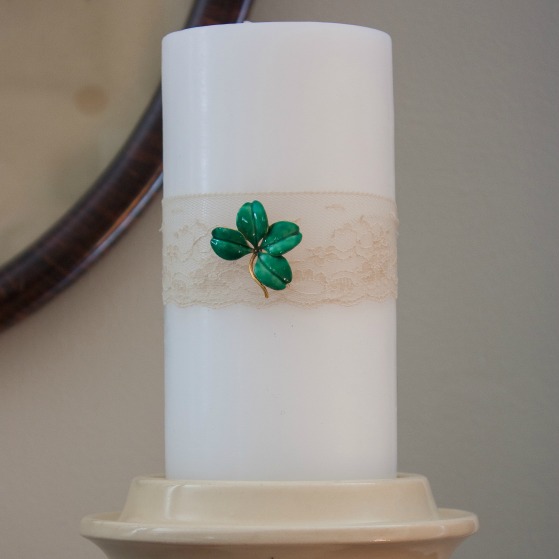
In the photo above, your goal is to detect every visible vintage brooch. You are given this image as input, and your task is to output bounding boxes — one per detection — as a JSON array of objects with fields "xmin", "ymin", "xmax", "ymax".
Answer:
[{"xmin": 210, "ymin": 200, "xmax": 302, "ymax": 298}]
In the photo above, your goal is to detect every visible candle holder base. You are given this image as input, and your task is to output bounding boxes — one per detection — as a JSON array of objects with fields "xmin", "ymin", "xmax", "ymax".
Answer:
[{"xmin": 81, "ymin": 473, "xmax": 477, "ymax": 559}]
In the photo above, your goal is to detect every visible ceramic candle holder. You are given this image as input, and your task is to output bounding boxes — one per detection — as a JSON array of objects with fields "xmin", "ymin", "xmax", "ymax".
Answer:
[{"xmin": 81, "ymin": 473, "xmax": 478, "ymax": 559}]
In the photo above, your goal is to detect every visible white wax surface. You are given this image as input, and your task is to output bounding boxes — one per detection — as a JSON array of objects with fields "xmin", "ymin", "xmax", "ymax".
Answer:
[{"xmin": 163, "ymin": 22, "xmax": 396, "ymax": 481}]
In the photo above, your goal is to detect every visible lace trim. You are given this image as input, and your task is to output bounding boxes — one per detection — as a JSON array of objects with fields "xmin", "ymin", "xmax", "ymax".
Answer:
[{"xmin": 162, "ymin": 192, "xmax": 398, "ymax": 308}]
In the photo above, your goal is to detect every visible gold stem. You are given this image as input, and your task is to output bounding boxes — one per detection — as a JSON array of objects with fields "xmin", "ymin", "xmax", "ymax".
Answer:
[{"xmin": 249, "ymin": 252, "xmax": 269, "ymax": 299}]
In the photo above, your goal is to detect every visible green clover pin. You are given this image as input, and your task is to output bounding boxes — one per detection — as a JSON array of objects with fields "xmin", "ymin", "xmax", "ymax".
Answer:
[{"xmin": 210, "ymin": 200, "xmax": 302, "ymax": 298}]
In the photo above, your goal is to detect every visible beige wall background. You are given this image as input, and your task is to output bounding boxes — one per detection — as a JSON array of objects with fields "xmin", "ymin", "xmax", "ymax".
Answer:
[{"xmin": 1, "ymin": 1, "xmax": 558, "ymax": 558}]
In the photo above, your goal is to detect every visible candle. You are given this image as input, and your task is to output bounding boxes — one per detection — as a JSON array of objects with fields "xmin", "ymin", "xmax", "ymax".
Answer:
[{"xmin": 162, "ymin": 22, "xmax": 396, "ymax": 481}]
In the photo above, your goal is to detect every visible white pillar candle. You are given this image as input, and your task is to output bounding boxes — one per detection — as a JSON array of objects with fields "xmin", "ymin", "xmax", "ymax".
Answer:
[{"xmin": 162, "ymin": 22, "xmax": 396, "ymax": 481}]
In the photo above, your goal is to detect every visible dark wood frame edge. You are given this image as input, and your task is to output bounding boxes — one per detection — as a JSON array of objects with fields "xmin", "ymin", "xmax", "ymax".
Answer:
[{"xmin": 0, "ymin": 0, "xmax": 252, "ymax": 332}]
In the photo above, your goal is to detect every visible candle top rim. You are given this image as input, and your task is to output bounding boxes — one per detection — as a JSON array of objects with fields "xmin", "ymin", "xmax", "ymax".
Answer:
[{"xmin": 163, "ymin": 21, "xmax": 391, "ymax": 46}]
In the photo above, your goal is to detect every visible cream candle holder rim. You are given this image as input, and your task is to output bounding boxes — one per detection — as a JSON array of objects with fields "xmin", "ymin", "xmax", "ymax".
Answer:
[{"xmin": 81, "ymin": 473, "xmax": 478, "ymax": 547}]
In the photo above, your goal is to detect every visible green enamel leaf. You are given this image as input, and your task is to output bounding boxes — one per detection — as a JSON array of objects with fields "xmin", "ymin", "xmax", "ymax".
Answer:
[
  {"xmin": 254, "ymin": 253, "xmax": 292, "ymax": 291},
  {"xmin": 236, "ymin": 200, "xmax": 269, "ymax": 247},
  {"xmin": 210, "ymin": 227, "xmax": 253, "ymax": 260},
  {"xmin": 261, "ymin": 221, "xmax": 302, "ymax": 256}
]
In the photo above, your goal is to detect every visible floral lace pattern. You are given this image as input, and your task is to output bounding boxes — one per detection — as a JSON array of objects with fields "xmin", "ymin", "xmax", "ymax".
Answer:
[{"xmin": 162, "ymin": 192, "xmax": 398, "ymax": 308}]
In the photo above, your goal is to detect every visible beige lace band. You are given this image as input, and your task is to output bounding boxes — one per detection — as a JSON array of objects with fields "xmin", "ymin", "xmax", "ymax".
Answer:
[{"xmin": 162, "ymin": 192, "xmax": 398, "ymax": 308}]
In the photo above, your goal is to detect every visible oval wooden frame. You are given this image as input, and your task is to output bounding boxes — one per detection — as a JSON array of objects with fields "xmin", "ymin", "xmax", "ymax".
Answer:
[{"xmin": 0, "ymin": 0, "xmax": 252, "ymax": 332}]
